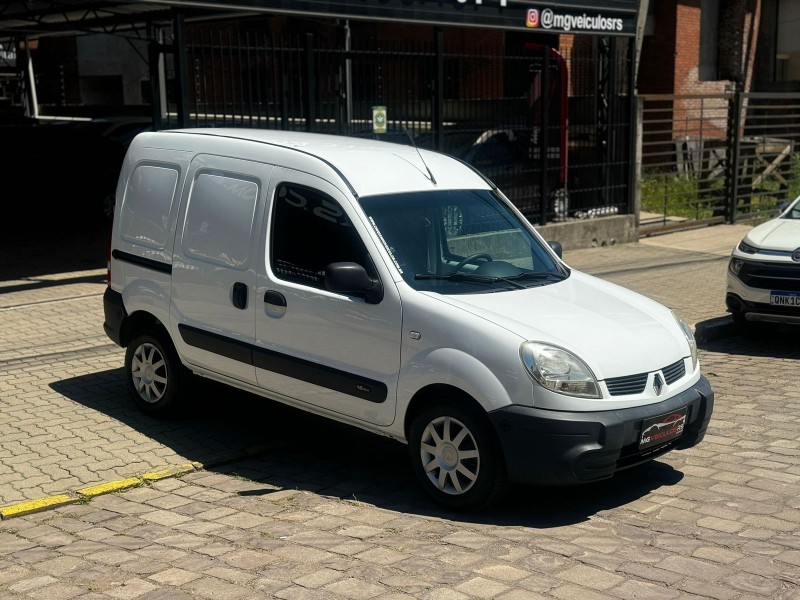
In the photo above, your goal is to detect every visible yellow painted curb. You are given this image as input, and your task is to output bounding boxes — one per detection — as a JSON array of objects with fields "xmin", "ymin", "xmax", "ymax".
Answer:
[
  {"xmin": 0, "ymin": 494, "xmax": 78, "ymax": 520},
  {"xmin": 140, "ymin": 462, "xmax": 199, "ymax": 482},
  {"xmin": 78, "ymin": 477, "xmax": 142, "ymax": 498},
  {"xmin": 0, "ymin": 457, "xmax": 232, "ymax": 520}
]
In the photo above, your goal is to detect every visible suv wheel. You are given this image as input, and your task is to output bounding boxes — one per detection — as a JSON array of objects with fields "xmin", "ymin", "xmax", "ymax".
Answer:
[{"xmin": 408, "ymin": 401, "xmax": 509, "ymax": 511}]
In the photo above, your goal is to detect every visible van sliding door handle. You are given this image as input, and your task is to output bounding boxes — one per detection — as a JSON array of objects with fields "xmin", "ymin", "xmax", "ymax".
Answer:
[
  {"xmin": 264, "ymin": 290, "xmax": 287, "ymax": 307},
  {"xmin": 232, "ymin": 282, "xmax": 248, "ymax": 309}
]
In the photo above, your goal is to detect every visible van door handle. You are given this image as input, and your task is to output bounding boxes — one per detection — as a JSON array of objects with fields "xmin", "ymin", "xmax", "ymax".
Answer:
[
  {"xmin": 264, "ymin": 290, "xmax": 286, "ymax": 307},
  {"xmin": 232, "ymin": 282, "xmax": 248, "ymax": 310}
]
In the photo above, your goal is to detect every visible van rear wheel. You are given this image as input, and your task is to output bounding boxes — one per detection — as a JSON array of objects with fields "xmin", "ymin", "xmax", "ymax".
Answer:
[
  {"xmin": 125, "ymin": 332, "xmax": 184, "ymax": 415},
  {"xmin": 408, "ymin": 401, "xmax": 509, "ymax": 511}
]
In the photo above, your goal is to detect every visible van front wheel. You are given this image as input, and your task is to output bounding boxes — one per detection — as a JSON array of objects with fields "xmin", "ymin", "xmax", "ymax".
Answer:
[
  {"xmin": 125, "ymin": 332, "xmax": 184, "ymax": 415},
  {"xmin": 408, "ymin": 402, "xmax": 509, "ymax": 511}
]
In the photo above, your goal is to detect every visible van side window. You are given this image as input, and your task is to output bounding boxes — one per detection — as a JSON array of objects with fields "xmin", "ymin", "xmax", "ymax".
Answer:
[
  {"xmin": 120, "ymin": 164, "xmax": 180, "ymax": 249},
  {"xmin": 182, "ymin": 172, "xmax": 259, "ymax": 268},
  {"xmin": 271, "ymin": 183, "xmax": 375, "ymax": 289}
]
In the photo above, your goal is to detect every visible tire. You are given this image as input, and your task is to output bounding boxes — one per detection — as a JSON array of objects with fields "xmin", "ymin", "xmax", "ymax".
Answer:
[
  {"xmin": 731, "ymin": 311, "xmax": 754, "ymax": 335},
  {"xmin": 125, "ymin": 331, "xmax": 185, "ymax": 415},
  {"xmin": 408, "ymin": 401, "xmax": 509, "ymax": 511}
]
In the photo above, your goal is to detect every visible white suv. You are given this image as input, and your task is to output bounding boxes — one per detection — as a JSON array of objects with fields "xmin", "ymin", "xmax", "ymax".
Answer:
[
  {"xmin": 727, "ymin": 194, "xmax": 800, "ymax": 326},
  {"xmin": 104, "ymin": 128, "xmax": 714, "ymax": 510}
]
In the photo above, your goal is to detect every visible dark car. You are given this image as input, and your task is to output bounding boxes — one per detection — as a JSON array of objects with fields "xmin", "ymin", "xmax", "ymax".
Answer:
[
  {"xmin": 439, "ymin": 127, "xmax": 568, "ymax": 222},
  {"xmin": 0, "ymin": 121, "xmax": 129, "ymax": 228}
]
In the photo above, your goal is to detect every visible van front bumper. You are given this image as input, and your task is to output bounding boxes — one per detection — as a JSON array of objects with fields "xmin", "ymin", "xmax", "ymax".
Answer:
[{"xmin": 488, "ymin": 375, "xmax": 714, "ymax": 485}]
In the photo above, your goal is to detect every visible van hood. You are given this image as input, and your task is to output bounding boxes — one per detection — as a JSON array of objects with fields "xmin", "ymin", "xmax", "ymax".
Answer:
[
  {"xmin": 426, "ymin": 271, "xmax": 688, "ymax": 380},
  {"xmin": 744, "ymin": 218, "xmax": 800, "ymax": 251}
]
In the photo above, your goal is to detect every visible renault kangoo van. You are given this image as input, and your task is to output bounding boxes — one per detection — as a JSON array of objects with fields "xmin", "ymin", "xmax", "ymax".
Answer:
[{"xmin": 104, "ymin": 129, "xmax": 714, "ymax": 510}]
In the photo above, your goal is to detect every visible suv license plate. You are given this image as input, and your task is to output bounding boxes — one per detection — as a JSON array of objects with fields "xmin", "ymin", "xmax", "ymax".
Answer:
[
  {"xmin": 639, "ymin": 407, "xmax": 688, "ymax": 450},
  {"xmin": 770, "ymin": 291, "xmax": 800, "ymax": 306}
]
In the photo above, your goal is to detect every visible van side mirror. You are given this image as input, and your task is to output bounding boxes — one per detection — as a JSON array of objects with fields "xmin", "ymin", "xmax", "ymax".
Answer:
[
  {"xmin": 547, "ymin": 241, "xmax": 563, "ymax": 259},
  {"xmin": 325, "ymin": 262, "xmax": 384, "ymax": 304}
]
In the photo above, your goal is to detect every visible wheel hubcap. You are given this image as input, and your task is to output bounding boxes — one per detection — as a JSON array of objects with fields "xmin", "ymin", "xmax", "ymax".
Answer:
[
  {"xmin": 131, "ymin": 343, "xmax": 168, "ymax": 404},
  {"xmin": 420, "ymin": 416, "xmax": 480, "ymax": 495}
]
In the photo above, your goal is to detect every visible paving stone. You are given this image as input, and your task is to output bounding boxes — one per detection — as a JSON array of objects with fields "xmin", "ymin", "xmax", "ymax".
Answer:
[
  {"xmin": 555, "ymin": 564, "xmax": 624, "ymax": 590},
  {"xmin": 453, "ymin": 576, "xmax": 510, "ymax": 598},
  {"xmin": 323, "ymin": 578, "xmax": 386, "ymax": 599},
  {"xmin": 148, "ymin": 568, "xmax": 203, "ymax": 586},
  {"xmin": 676, "ymin": 580, "xmax": 740, "ymax": 600},
  {"xmin": 610, "ymin": 580, "xmax": 681, "ymax": 600}
]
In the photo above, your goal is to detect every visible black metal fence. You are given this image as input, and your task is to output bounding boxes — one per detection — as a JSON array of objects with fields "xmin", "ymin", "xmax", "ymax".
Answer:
[
  {"xmin": 160, "ymin": 23, "xmax": 632, "ymax": 226},
  {"xmin": 640, "ymin": 92, "xmax": 800, "ymax": 233}
]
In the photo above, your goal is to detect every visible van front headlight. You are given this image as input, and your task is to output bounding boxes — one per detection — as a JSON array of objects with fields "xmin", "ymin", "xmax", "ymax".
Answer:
[
  {"xmin": 520, "ymin": 342, "xmax": 601, "ymax": 398},
  {"xmin": 672, "ymin": 311, "xmax": 698, "ymax": 370}
]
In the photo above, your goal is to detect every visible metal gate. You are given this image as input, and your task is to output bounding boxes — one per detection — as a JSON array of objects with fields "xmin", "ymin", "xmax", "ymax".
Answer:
[
  {"xmin": 153, "ymin": 20, "xmax": 632, "ymax": 226},
  {"xmin": 639, "ymin": 92, "xmax": 800, "ymax": 234}
]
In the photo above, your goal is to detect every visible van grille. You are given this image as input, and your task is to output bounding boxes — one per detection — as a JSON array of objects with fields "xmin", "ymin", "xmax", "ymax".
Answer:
[
  {"xmin": 605, "ymin": 373, "xmax": 648, "ymax": 396},
  {"xmin": 605, "ymin": 359, "xmax": 686, "ymax": 396},
  {"xmin": 662, "ymin": 359, "xmax": 686, "ymax": 384}
]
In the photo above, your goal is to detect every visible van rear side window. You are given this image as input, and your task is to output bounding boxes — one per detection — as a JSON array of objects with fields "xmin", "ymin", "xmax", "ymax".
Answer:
[
  {"xmin": 120, "ymin": 164, "xmax": 180, "ymax": 249},
  {"xmin": 182, "ymin": 172, "xmax": 259, "ymax": 268}
]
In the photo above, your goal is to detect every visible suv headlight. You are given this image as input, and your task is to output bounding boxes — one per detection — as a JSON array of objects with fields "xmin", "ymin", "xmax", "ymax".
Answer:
[
  {"xmin": 737, "ymin": 240, "xmax": 758, "ymax": 254},
  {"xmin": 672, "ymin": 311, "xmax": 698, "ymax": 370},
  {"xmin": 729, "ymin": 257, "xmax": 745, "ymax": 275},
  {"xmin": 520, "ymin": 342, "xmax": 601, "ymax": 398}
]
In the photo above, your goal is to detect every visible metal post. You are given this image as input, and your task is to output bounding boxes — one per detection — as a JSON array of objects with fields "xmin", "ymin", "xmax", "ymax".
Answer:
[
  {"xmin": 632, "ymin": 96, "xmax": 643, "ymax": 233},
  {"xmin": 433, "ymin": 28, "xmax": 444, "ymax": 152},
  {"xmin": 345, "ymin": 20, "xmax": 353, "ymax": 134},
  {"xmin": 606, "ymin": 37, "xmax": 618, "ymax": 209},
  {"xmin": 627, "ymin": 38, "xmax": 638, "ymax": 220},
  {"xmin": 148, "ymin": 26, "xmax": 164, "ymax": 131},
  {"xmin": 539, "ymin": 46, "xmax": 550, "ymax": 226},
  {"xmin": 305, "ymin": 33, "xmax": 315, "ymax": 132},
  {"xmin": 597, "ymin": 37, "xmax": 609, "ymax": 208},
  {"xmin": 725, "ymin": 88, "xmax": 743, "ymax": 223},
  {"xmin": 172, "ymin": 10, "xmax": 190, "ymax": 128},
  {"xmin": 18, "ymin": 37, "xmax": 39, "ymax": 119}
]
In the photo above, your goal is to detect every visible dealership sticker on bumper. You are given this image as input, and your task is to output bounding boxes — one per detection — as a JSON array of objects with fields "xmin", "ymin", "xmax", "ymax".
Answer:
[
  {"xmin": 770, "ymin": 291, "xmax": 800, "ymax": 306},
  {"xmin": 639, "ymin": 407, "xmax": 688, "ymax": 450}
]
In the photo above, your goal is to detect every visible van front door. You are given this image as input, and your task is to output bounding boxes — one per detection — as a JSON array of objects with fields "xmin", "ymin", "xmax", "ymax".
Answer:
[
  {"xmin": 171, "ymin": 155, "xmax": 273, "ymax": 385},
  {"xmin": 255, "ymin": 168, "xmax": 401, "ymax": 426}
]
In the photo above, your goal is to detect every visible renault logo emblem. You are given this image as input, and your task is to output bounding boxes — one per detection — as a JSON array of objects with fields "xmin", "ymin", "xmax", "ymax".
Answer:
[
  {"xmin": 793, "ymin": 248, "xmax": 800, "ymax": 263},
  {"xmin": 653, "ymin": 373, "xmax": 664, "ymax": 396}
]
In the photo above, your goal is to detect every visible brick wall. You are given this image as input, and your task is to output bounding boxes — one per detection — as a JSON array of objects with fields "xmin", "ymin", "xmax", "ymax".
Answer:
[{"xmin": 640, "ymin": 0, "xmax": 761, "ymax": 142}]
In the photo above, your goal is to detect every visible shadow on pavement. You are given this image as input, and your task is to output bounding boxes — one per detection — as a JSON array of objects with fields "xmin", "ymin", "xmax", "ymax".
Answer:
[
  {"xmin": 53, "ymin": 369, "xmax": 683, "ymax": 528},
  {"xmin": 0, "ymin": 222, "xmax": 109, "ymax": 280},
  {"xmin": 697, "ymin": 319, "xmax": 800, "ymax": 359}
]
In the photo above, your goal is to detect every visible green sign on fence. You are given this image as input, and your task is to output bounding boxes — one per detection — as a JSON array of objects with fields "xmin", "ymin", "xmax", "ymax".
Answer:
[{"xmin": 372, "ymin": 105, "xmax": 387, "ymax": 134}]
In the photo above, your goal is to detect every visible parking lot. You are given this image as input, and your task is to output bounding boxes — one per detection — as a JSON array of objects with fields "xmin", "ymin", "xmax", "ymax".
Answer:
[{"xmin": 1, "ymin": 223, "xmax": 799, "ymax": 600}]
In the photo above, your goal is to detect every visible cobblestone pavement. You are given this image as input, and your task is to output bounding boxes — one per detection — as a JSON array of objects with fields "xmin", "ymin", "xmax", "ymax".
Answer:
[{"xmin": 1, "ymin": 224, "xmax": 799, "ymax": 599}]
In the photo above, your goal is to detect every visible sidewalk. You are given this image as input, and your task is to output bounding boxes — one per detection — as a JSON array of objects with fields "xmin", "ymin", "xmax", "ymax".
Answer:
[{"xmin": 638, "ymin": 223, "xmax": 752, "ymax": 257}]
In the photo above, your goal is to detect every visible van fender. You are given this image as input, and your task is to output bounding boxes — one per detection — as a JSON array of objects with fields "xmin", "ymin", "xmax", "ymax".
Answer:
[
  {"xmin": 395, "ymin": 347, "xmax": 515, "ymax": 435},
  {"xmin": 120, "ymin": 277, "xmax": 171, "ymax": 333}
]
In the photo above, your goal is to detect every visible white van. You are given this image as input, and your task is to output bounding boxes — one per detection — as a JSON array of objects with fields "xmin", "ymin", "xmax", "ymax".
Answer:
[{"xmin": 104, "ymin": 128, "xmax": 714, "ymax": 510}]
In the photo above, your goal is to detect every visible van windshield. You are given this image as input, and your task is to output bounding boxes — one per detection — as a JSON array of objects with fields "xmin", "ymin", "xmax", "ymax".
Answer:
[{"xmin": 359, "ymin": 189, "xmax": 568, "ymax": 294}]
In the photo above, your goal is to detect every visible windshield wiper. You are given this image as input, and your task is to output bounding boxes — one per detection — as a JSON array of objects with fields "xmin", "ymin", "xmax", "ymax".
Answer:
[
  {"xmin": 415, "ymin": 271, "xmax": 568, "ymax": 290},
  {"xmin": 414, "ymin": 272, "xmax": 528, "ymax": 289},
  {"xmin": 505, "ymin": 272, "xmax": 568, "ymax": 283}
]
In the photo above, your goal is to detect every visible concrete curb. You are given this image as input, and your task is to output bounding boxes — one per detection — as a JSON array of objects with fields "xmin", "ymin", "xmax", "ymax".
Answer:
[
  {"xmin": 694, "ymin": 315, "xmax": 734, "ymax": 344},
  {"xmin": 0, "ymin": 461, "xmax": 203, "ymax": 521}
]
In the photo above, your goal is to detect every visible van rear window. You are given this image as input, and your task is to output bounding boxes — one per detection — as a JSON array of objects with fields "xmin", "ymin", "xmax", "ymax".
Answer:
[{"xmin": 120, "ymin": 164, "xmax": 180, "ymax": 249}]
